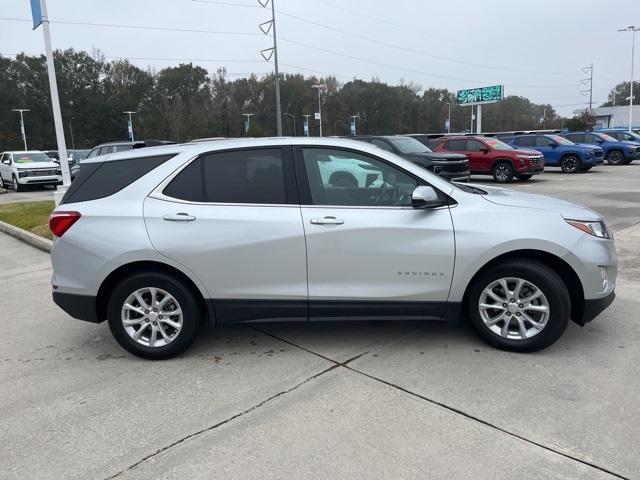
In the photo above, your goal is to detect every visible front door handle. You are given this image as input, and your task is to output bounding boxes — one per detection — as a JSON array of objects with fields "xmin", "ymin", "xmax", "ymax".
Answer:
[
  {"xmin": 163, "ymin": 213, "xmax": 196, "ymax": 222},
  {"xmin": 310, "ymin": 216, "xmax": 344, "ymax": 225}
]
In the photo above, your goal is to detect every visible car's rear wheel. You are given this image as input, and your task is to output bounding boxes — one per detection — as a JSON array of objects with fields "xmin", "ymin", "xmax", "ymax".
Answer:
[
  {"xmin": 467, "ymin": 260, "xmax": 570, "ymax": 352},
  {"xmin": 560, "ymin": 155, "xmax": 581, "ymax": 173},
  {"xmin": 107, "ymin": 272, "xmax": 203, "ymax": 359},
  {"xmin": 492, "ymin": 162, "xmax": 514, "ymax": 183},
  {"xmin": 606, "ymin": 150, "xmax": 624, "ymax": 165}
]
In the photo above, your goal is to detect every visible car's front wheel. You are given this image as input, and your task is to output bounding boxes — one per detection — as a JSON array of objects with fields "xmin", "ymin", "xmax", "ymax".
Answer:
[
  {"xmin": 560, "ymin": 155, "xmax": 581, "ymax": 173},
  {"xmin": 107, "ymin": 272, "xmax": 203, "ymax": 359},
  {"xmin": 492, "ymin": 162, "xmax": 514, "ymax": 183},
  {"xmin": 12, "ymin": 175, "xmax": 24, "ymax": 192},
  {"xmin": 467, "ymin": 260, "xmax": 570, "ymax": 352},
  {"xmin": 606, "ymin": 150, "xmax": 624, "ymax": 165}
]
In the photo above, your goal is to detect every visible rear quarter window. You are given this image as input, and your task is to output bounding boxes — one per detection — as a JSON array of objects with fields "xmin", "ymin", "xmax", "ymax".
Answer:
[{"xmin": 60, "ymin": 154, "xmax": 176, "ymax": 204}]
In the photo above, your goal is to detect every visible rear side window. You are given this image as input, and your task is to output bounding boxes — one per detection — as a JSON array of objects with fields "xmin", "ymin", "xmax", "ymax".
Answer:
[
  {"xmin": 60, "ymin": 154, "xmax": 175, "ymax": 205},
  {"xmin": 163, "ymin": 148, "xmax": 287, "ymax": 204}
]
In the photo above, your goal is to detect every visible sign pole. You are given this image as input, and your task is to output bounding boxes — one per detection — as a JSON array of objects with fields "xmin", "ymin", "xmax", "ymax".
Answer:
[
  {"xmin": 477, "ymin": 104, "xmax": 482, "ymax": 134},
  {"xmin": 35, "ymin": 0, "xmax": 71, "ymax": 204}
]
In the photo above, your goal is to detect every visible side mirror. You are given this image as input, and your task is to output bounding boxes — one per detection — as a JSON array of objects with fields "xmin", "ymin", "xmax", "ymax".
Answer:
[
  {"xmin": 412, "ymin": 186, "xmax": 446, "ymax": 209},
  {"xmin": 549, "ymin": 142, "xmax": 558, "ymax": 148},
  {"xmin": 479, "ymin": 147, "xmax": 490, "ymax": 154},
  {"xmin": 1, "ymin": 159, "xmax": 10, "ymax": 165}
]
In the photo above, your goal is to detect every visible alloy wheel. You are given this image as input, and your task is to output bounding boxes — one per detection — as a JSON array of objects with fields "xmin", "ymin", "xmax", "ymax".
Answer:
[
  {"xmin": 561, "ymin": 156, "xmax": 579, "ymax": 173},
  {"xmin": 494, "ymin": 165, "xmax": 512, "ymax": 183},
  {"xmin": 478, "ymin": 277, "xmax": 550, "ymax": 340},
  {"xmin": 607, "ymin": 151, "xmax": 623, "ymax": 165},
  {"xmin": 121, "ymin": 287, "xmax": 183, "ymax": 348}
]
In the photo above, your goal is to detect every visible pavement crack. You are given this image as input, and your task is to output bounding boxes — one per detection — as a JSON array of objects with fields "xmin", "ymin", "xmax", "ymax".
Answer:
[
  {"xmin": 344, "ymin": 365, "xmax": 631, "ymax": 480},
  {"xmin": 102, "ymin": 363, "xmax": 339, "ymax": 480}
]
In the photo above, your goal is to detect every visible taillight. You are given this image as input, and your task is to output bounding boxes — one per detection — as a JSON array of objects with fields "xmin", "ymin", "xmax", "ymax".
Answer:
[{"xmin": 49, "ymin": 211, "xmax": 81, "ymax": 237}]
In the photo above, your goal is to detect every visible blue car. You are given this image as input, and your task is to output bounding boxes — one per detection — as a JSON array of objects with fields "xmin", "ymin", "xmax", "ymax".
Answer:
[
  {"xmin": 561, "ymin": 132, "xmax": 639, "ymax": 165},
  {"xmin": 596, "ymin": 128, "xmax": 640, "ymax": 146},
  {"xmin": 501, "ymin": 133, "xmax": 602, "ymax": 173}
]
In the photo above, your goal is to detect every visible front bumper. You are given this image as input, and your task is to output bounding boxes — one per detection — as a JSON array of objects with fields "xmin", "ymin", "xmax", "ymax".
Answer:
[
  {"xmin": 52, "ymin": 291, "xmax": 101, "ymax": 323},
  {"xmin": 582, "ymin": 291, "xmax": 615, "ymax": 324},
  {"xmin": 17, "ymin": 174, "xmax": 62, "ymax": 185}
]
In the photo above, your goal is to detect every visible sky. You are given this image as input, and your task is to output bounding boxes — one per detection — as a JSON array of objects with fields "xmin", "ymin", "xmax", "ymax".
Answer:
[{"xmin": 0, "ymin": 0, "xmax": 636, "ymax": 116}]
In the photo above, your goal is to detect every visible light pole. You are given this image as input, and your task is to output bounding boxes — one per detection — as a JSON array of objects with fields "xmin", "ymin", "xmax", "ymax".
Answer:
[
  {"xmin": 69, "ymin": 117, "xmax": 75, "ymax": 149},
  {"xmin": 619, "ymin": 26, "xmax": 640, "ymax": 132},
  {"xmin": 446, "ymin": 102, "xmax": 451, "ymax": 133},
  {"xmin": 302, "ymin": 114, "xmax": 311, "ymax": 137},
  {"xmin": 123, "ymin": 111, "xmax": 136, "ymax": 141},
  {"xmin": 11, "ymin": 109, "xmax": 30, "ymax": 150},
  {"xmin": 243, "ymin": 113, "xmax": 254, "ymax": 135},
  {"xmin": 283, "ymin": 113, "xmax": 296, "ymax": 136},
  {"xmin": 349, "ymin": 115, "xmax": 360, "ymax": 136},
  {"xmin": 312, "ymin": 84, "xmax": 325, "ymax": 137}
]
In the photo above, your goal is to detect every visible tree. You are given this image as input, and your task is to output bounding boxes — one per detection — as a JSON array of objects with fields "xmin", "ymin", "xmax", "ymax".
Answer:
[{"xmin": 601, "ymin": 81, "xmax": 640, "ymax": 107}]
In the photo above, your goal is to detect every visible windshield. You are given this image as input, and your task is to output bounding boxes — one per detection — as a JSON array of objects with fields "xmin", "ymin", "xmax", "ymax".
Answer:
[
  {"xmin": 551, "ymin": 135, "xmax": 574, "ymax": 145},
  {"xmin": 484, "ymin": 138, "xmax": 513, "ymax": 150},
  {"xmin": 613, "ymin": 131, "xmax": 640, "ymax": 141},
  {"xmin": 388, "ymin": 137, "xmax": 432, "ymax": 154},
  {"xmin": 596, "ymin": 133, "xmax": 617, "ymax": 142},
  {"xmin": 13, "ymin": 152, "xmax": 52, "ymax": 163}
]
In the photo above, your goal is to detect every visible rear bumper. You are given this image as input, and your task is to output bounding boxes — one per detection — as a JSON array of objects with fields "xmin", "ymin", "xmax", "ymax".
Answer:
[
  {"xmin": 52, "ymin": 291, "xmax": 102, "ymax": 323},
  {"xmin": 581, "ymin": 291, "xmax": 615, "ymax": 324}
]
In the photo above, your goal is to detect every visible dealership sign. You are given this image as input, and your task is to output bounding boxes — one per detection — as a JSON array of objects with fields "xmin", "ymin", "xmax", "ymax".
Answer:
[{"xmin": 456, "ymin": 85, "xmax": 504, "ymax": 106}]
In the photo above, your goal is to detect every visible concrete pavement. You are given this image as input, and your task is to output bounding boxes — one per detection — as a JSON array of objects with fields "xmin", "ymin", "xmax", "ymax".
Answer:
[{"xmin": 1, "ymin": 166, "xmax": 639, "ymax": 480}]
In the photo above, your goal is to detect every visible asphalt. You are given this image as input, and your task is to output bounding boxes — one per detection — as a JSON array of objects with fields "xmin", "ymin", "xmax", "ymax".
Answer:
[{"xmin": 1, "ymin": 163, "xmax": 639, "ymax": 480}]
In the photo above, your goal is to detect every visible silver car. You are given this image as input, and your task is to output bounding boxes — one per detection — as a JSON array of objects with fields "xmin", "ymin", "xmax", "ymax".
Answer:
[{"xmin": 49, "ymin": 138, "xmax": 616, "ymax": 359}]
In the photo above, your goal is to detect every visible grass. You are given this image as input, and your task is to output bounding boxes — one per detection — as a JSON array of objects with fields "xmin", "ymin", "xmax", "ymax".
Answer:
[{"xmin": 0, "ymin": 201, "xmax": 55, "ymax": 240}]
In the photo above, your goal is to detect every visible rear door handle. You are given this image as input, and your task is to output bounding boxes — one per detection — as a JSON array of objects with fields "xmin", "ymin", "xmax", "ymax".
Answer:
[
  {"xmin": 163, "ymin": 213, "xmax": 196, "ymax": 222},
  {"xmin": 310, "ymin": 216, "xmax": 344, "ymax": 225}
]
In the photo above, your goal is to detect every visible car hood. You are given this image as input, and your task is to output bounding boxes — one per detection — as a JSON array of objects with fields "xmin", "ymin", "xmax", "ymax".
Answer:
[
  {"xmin": 510, "ymin": 148, "xmax": 542, "ymax": 156},
  {"xmin": 14, "ymin": 161, "xmax": 59, "ymax": 169},
  {"xmin": 478, "ymin": 184, "xmax": 600, "ymax": 220},
  {"xmin": 404, "ymin": 151, "xmax": 467, "ymax": 161}
]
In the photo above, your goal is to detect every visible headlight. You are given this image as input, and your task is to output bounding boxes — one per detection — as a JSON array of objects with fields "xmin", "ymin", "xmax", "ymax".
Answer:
[
  {"xmin": 516, "ymin": 155, "xmax": 532, "ymax": 159},
  {"xmin": 586, "ymin": 152, "xmax": 592, "ymax": 158},
  {"xmin": 628, "ymin": 147, "xmax": 634, "ymax": 154},
  {"xmin": 18, "ymin": 171, "xmax": 28, "ymax": 178},
  {"xmin": 565, "ymin": 219, "xmax": 612, "ymax": 239}
]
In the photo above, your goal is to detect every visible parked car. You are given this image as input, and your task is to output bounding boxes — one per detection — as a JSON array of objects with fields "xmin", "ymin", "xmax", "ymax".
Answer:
[
  {"xmin": 500, "ymin": 134, "xmax": 602, "ymax": 173},
  {"xmin": 50, "ymin": 138, "xmax": 616, "ymax": 359},
  {"xmin": 596, "ymin": 128, "xmax": 640, "ymax": 143},
  {"xmin": 71, "ymin": 140, "xmax": 175, "ymax": 179},
  {"xmin": 431, "ymin": 136, "xmax": 544, "ymax": 183},
  {"xmin": 0, "ymin": 151, "xmax": 62, "ymax": 191},
  {"xmin": 560, "ymin": 132, "xmax": 639, "ymax": 165},
  {"xmin": 45, "ymin": 149, "xmax": 91, "ymax": 168},
  {"xmin": 352, "ymin": 135, "xmax": 470, "ymax": 182}
]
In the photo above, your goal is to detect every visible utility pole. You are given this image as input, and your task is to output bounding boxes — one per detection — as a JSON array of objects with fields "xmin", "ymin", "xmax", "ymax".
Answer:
[
  {"xmin": 302, "ymin": 114, "xmax": 311, "ymax": 137},
  {"xmin": 312, "ymin": 84, "xmax": 324, "ymax": 136},
  {"xmin": 258, "ymin": 0, "xmax": 282, "ymax": 136},
  {"xmin": 123, "ymin": 111, "xmax": 136, "ymax": 141},
  {"xmin": 69, "ymin": 117, "xmax": 75, "ymax": 149},
  {"xmin": 581, "ymin": 64, "xmax": 594, "ymax": 114},
  {"xmin": 11, "ymin": 109, "xmax": 30, "ymax": 150},
  {"xmin": 619, "ymin": 26, "xmax": 639, "ymax": 132},
  {"xmin": 349, "ymin": 115, "xmax": 360, "ymax": 136},
  {"xmin": 446, "ymin": 102, "xmax": 451, "ymax": 133},
  {"xmin": 283, "ymin": 113, "xmax": 296, "ymax": 136}
]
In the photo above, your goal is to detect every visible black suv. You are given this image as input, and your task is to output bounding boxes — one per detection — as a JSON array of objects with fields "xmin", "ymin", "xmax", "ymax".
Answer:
[
  {"xmin": 71, "ymin": 140, "xmax": 175, "ymax": 179},
  {"xmin": 351, "ymin": 135, "xmax": 470, "ymax": 182}
]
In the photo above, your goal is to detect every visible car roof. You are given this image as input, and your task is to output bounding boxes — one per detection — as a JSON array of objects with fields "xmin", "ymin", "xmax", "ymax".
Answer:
[
  {"xmin": 81, "ymin": 137, "xmax": 403, "ymax": 165},
  {"xmin": 2, "ymin": 150, "xmax": 45, "ymax": 154}
]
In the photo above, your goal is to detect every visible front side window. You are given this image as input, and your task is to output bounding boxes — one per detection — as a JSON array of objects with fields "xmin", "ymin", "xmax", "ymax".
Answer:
[
  {"xmin": 302, "ymin": 148, "xmax": 417, "ymax": 207},
  {"xmin": 483, "ymin": 138, "xmax": 512, "ymax": 151},
  {"xmin": 535, "ymin": 136, "xmax": 551, "ymax": 147},
  {"xmin": 514, "ymin": 137, "xmax": 535, "ymax": 147},
  {"xmin": 466, "ymin": 140, "xmax": 486, "ymax": 151},
  {"xmin": 86, "ymin": 148, "xmax": 99, "ymax": 159}
]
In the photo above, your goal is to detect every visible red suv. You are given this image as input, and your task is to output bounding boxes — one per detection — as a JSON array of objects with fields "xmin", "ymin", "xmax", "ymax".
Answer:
[{"xmin": 432, "ymin": 136, "xmax": 544, "ymax": 183}]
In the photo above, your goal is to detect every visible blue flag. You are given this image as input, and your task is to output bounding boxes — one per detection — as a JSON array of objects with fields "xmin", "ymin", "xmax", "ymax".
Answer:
[{"xmin": 30, "ymin": 0, "xmax": 43, "ymax": 30}]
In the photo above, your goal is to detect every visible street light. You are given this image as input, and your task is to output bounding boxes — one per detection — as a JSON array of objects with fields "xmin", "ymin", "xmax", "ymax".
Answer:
[
  {"xmin": 242, "ymin": 113, "xmax": 254, "ymax": 135},
  {"xmin": 349, "ymin": 115, "xmax": 360, "ymax": 136},
  {"xmin": 618, "ymin": 26, "xmax": 640, "ymax": 132},
  {"xmin": 283, "ymin": 113, "xmax": 296, "ymax": 136},
  {"xmin": 302, "ymin": 114, "xmax": 311, "ymax": 137},
  {"xmin": 123, "ymin": 111, "xmax": 137, "ymax": 141},
  {"xmin": 312, "ymin": 84, "xmax": 325, "ymax": 137},
  {"xmin": 445, "ymin": 102, "xmax": 451, "ymax": 134},
  {"xmin": 11, "ymin": 109, "xmax": 30, "ymax": 150}
]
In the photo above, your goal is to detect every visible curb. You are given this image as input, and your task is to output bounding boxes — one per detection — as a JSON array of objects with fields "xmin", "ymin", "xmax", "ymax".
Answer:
[{"xmin": 0, "ymin": 219, "xmax": 52, "ymax": 253}]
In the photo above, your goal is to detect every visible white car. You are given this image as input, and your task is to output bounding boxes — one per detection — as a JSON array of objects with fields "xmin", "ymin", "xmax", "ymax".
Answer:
[
  {"xmin": 317, "ymin": 153, "xmax": 383, "ymax": 188},
  {"xmin": 0, "ymin": 151, "xmax": 62, "ymax": 191}
]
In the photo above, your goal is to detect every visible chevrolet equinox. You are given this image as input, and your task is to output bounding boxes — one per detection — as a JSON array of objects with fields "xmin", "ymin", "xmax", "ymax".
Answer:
[{"xmin": 50, "ymin": 138, "xmax": 616, "ymax": 359}]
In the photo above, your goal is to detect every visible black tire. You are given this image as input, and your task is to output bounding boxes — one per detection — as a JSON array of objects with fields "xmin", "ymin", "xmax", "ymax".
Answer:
[
  {"xmin": 12, "ymin": 175, "xmax": 24, "ymax": 192},
  {"xmin": 107, "ymin": 271, "xmax": 203, "ymax": 360},
  {"xmin": 330, "ymin": 172, "xmax": 357, "ymax": 188},
  {"xmin": 492, "ymin": 162, "xmax": 514, "ymax": 183},
  {"xmin": 606, "ymin": 150, "xmax": 624, "ymax": 165},
  {"xmin": 560, "ymin": 155, "xmax": 581, "ymax": 173},
  {"xmin": 0, "ymin": 174, "xmax": 6, "ymax": 189},
  {"xmin": 516, "ymin": 174, "xmax": 533, "ymax": 181},
  {"xmin": 467, "ymin": 260, "xmax": 570, "ymax": 352}
]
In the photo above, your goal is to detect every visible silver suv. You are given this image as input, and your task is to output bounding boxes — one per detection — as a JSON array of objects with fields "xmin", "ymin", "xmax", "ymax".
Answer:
[{"xmin": 49, "ymin": 138, "xmax": 616, "ymax": 359}]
